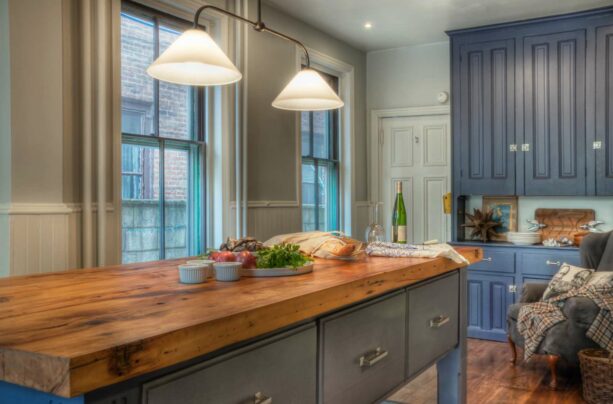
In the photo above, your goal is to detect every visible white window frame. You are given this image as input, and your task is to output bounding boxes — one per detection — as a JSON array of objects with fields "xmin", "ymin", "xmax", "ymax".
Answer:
[
  {"xmin": 112, "ymin": 0, "xmax": 237, "ymax": 251},
  {"xmin": 296, "ymin": 48, "xmax": 355, "ymax": 236}
]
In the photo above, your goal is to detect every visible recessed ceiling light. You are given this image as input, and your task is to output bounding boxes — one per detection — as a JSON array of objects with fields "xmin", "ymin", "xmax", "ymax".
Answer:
[{"xmin": 364, "ymin": 22, "xmax": 373, "ymax": 29}]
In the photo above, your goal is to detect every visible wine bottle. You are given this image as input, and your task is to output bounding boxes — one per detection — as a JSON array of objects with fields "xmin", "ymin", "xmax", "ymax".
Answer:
[{"xmin": 391, "ymin": 181, "xmax": 407, "ymax": 243}]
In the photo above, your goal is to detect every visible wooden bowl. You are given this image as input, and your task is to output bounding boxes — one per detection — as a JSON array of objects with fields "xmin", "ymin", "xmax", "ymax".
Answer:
[{"xmin": 573, "ymin": 231, "xmax": 589, "ymax": 246}]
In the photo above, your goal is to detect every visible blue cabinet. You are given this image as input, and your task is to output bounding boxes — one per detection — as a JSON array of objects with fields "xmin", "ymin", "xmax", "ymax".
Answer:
[
  {"xmin": 458, "ymin": 39, "xmax": 516, "ymax": 195},
  {"xmin": 467, "ymin": 273, "xmax": 514, "ymax": 341},
  {"xmin": 460, "ymin": 244, "xmax": 580, "ymax": 341},
  {"xmin": 596, "ymin": 24, "xmax": 613, "ymax": 195},
  {"xmin": 449, "ymin": 7, "xmax": 613, "ymax": 196},
  {"xmin": 523, "ymin": 30, "xmax": 586, "ymax": 195}
]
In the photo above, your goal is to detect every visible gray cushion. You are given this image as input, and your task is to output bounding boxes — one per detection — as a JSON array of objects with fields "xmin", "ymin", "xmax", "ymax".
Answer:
[
  {"xmin": 581, "ymin": 231, "xmax": 613, "ymax": 271},
  {"xmin": 520, "ymin": 283, "xmax": 548, "ymax": 303}
]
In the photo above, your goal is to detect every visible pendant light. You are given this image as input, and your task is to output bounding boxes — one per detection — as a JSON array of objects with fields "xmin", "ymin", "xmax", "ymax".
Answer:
[
  {"xmin": 146, "ymin": 0, "xmax": 343, "ymax": 111},
  {"xmin": 147, "ymin": 29, "xmax": 242, "ymax": 86}
]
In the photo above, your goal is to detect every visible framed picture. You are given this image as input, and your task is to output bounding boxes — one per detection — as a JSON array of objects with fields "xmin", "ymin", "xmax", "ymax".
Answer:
[{"xmin": 482, "ymin": 196, "xmax": 518, "ymax": 240}]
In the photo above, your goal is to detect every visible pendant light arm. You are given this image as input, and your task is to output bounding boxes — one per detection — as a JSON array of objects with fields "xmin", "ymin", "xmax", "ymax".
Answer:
[
  {"xmin": 192, "ymin": 4, "xmax": 310, "ymax": 68},
  {"xmin": 259, "ymin": 25, "xmax": 310, "ymax": 68}
]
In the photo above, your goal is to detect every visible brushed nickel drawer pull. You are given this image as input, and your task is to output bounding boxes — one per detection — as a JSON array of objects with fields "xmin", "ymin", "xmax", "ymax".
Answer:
[
  {"xmin": 359, "ymin": 347, "xmax": 388, "ymax": 368},
  {"xmin": 430, "ymin": 315, "xmax": 450, "ymax": 328},
  {"xmin": 254, "ymin": 392, "xmax": 272, "ymax": 404},
  {"xmin": 546, "ymin": 260, "xmax": 561, "ymax": 266},
  {"xmin": 483, "ymin": 257, "xmax": 493, "ymax": 262}
]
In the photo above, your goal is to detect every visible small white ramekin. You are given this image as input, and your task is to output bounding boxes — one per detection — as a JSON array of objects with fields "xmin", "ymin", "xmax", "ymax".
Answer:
[
  {"xmin": 213, "ymin": 262, "xmax": 242, "ymax": 282},
  {"xmin": 186, "ymin": 260, "xmax": 215, "ymax": 278},
  {"xmin": 178, "ymin": 264, "xmax": 209, "ymax": 284}
]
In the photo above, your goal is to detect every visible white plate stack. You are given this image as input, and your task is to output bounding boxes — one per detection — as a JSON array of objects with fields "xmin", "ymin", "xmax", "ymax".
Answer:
[{"xmin": 506, "ymin": 232, "xmax": 541, "ymax": 245}]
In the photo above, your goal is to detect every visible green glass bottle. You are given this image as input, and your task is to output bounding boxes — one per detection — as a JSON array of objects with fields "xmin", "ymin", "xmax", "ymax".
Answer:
[{"xmin": 392, "ymin": 181, "xmax": 407, "ymax": 244}]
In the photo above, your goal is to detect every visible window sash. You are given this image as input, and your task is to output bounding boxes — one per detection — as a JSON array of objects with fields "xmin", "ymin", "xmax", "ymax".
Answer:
[
  {"xmin": 300, "ymin": 70, "xmax": 340, "ymax": 232},
  {"xmin": 121, "ymin": 4, "xmax": 205, "ymax": 262}
]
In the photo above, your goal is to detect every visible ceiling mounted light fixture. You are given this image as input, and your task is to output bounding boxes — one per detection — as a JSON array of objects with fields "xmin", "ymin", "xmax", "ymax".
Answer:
[
  {"xmin": 147, "ymin": 0, "xmax": 343, "ymax": 111},
  {"xmin": 364, "ymin": 22, "xmax": 373, "ymax": 29}
]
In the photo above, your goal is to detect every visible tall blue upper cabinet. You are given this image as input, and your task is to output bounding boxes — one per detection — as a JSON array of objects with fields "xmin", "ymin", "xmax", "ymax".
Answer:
[{"xmin": 448, "ymin": 7, "xmax": 613, "ymax": 196}]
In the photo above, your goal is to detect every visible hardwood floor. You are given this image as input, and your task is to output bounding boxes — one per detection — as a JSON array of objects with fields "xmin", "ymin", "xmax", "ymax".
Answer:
[{"xmin": 388, "ymin": 339, "xmax": 585, "ymax": 404}]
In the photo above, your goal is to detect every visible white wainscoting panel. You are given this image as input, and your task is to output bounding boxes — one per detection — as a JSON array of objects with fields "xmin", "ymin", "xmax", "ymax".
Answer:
[
  {"xmin": 2, "ymin": 204, "xmax": 118, "ymax": 276},
  {"xmin": 10, "ymin": 214, "xmax": 70, "ymax": 276}
]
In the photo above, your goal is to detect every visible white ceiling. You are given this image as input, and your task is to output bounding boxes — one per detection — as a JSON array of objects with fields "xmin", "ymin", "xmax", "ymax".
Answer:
[{"xmin": 265, "ymin": 0, "xmax": 613, "ymax": 51}]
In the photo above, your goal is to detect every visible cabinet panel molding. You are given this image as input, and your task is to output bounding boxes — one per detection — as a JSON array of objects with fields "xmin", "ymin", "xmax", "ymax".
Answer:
[{"xmin": 596, "ymin": 24, "xmax": 613, "ymax": 194}]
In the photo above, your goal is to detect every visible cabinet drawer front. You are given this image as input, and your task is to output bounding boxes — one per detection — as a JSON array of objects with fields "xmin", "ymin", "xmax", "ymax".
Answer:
[
  {"xmin": 519, "ymin": 250, "xmax": 581, "ymax": 277},
  {"xmin": 407, "ymin": 273, "xmax": 459, "ymax": 377},
  {"xmin": 468, "ymin": 248, "xmax": 515, "ymax": 273},
  {"xmin": 320, "ymin": 291, "xmax": 406, "ymax": 404},
  {"xmin": 143, "ymin": 324, "xmax": 317, "ymax": 404}
]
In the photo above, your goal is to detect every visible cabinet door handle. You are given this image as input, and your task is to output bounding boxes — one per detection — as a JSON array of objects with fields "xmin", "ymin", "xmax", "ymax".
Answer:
[
  {"xmin": 254, "ymin": 392, "xmax": 272, "ymax": 404},
  {"xmin": 359, "ymin": 347, "xmax": 388, "ymax": 368},
  {"xmin": 430, "ymin": 315, "xmax": 450, "ymax": 328},
  {"xmin": 483, "ymin": 257, "xmax": 493, "ymax": 262},
  {"xmin": 546, "ymin": 260, "xmax": 561, "ymax": 266}
]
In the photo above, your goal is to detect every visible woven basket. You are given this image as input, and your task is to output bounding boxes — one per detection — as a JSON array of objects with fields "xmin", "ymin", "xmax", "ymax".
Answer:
[{"xmin": 579, "ymin": 349, "xmax": 613, "ymax": 404}]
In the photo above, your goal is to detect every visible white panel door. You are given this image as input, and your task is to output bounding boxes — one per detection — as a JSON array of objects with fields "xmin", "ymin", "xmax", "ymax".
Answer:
[{"xmin": 380, "ymin": 115, "xmax": 450, "ymax": 244}]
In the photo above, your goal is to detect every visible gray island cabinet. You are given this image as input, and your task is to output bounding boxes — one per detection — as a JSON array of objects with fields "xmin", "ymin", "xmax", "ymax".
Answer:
[
  {"xmin": 88, "ymin": 273, "xmax": 461, "ymax": 404},
  {"xmin": 0, "ymin": 251, "xmax": 479, "ymax": 404}
]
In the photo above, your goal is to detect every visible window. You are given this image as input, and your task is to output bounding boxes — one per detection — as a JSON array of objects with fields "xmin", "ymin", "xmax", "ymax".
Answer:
[
  {"xmin": 301, "ymin": 70, "xmax": 340, "ymax": 231},
  {"xmin": 120, "ymin": 6, "xmax": 205, "ymax": 263}
]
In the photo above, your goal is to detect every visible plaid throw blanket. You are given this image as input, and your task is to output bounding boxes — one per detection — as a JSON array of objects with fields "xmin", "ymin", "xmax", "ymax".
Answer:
[{"xmin": 517, "ymin": 283, "xmax": 613, "ymax": 360}]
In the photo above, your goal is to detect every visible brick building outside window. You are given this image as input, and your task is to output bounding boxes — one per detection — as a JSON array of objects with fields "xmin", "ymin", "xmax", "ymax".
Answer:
[{"xmin": 120, "ymin": 5, "xmax": 205, "ymax": 263}]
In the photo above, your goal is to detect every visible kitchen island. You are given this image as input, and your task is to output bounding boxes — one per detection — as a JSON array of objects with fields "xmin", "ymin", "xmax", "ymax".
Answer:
[{"xmin": 0, "ymin": 247, "xmax": 481, "ymax": 404}]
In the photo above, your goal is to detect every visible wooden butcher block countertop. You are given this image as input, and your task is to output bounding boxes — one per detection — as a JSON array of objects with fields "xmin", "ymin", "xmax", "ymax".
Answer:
[{"xmin": 0, "ymin": 247, "xmax": 481, "ymax": 398}]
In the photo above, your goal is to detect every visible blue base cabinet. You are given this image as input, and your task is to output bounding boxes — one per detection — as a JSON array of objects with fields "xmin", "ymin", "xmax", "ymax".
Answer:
[
  {"xmin": 467, "ymin": 273, "xmax": 515, "ymax": 342},
  {"xmin": 458, "ymin": 244, "xmax": 580, "ymax": 341}
]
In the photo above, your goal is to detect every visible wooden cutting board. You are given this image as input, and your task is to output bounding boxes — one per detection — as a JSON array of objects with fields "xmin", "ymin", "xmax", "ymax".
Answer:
[{"xmin": 535, "ymin": 208, "xmax": 595, "ymax": 241}]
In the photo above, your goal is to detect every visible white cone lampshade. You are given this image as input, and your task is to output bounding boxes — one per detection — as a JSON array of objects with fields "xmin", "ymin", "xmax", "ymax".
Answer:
[
  {"xmin": 272, "ymin": 68, "xmax": 344, "ymax": 111},
  {"xmin": 147, "ymin": 29, "xmax": 242, "ymax": 86}
]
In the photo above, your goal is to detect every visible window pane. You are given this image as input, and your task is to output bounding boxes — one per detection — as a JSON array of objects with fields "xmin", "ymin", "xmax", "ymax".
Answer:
[
  {"xmin": 122, "ymin": 144, "xmax": 161, "ymax": 263},
  {"xmin": 158, "ymin": 25, "xmax": 194, "ymax": 140},
  {"xmin": 317, "ymin": 164, "xmax": 329, "ymax": 230},
  {"xmin": 323, "ymin": 161, "xmax": 339, "ymax": 231},
  {"xmin": 301, "ymin": 162, "xmax": 316, "ymax": 231},
  {"xmin": 164, "ymin": 148, "xmax": 190, "ymax": 258},
  {"xmin": 313, "ymin": 111, "xmax": 330, "ymax": 159},
  {"xmin": 301, "ymin": 113, "xmax": 311, "ymax": 157},
  {"xmin": 121, "ymin": 13, "xmax": 155, "ymax": 135}
]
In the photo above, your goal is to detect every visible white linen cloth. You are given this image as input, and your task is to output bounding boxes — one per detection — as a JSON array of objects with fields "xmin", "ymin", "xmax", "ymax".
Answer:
[{"xmin": 365, "ymin": 242, "xmax": 469, "ymax": 265}]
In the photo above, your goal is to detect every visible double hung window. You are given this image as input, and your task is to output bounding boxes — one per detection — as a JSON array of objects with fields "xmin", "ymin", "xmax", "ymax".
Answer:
[
  {"xmin": 120, "ymin": 5, "xmax": 205, "ymax": 263},
  {"xmin": 301, "ymin": 70, "xmax": 340, "ymax": 231}
]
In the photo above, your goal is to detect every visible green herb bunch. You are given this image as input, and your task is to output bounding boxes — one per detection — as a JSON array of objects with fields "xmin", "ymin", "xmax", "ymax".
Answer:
[{"xmin": 256, "ymin": 243, "xmax": 311, "ymax": 269}]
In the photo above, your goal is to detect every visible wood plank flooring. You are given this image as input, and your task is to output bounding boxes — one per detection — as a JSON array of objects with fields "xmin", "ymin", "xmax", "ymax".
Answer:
[{"xmin": 388, "ymin": 339, "xmax": 584, "ymax": 403}]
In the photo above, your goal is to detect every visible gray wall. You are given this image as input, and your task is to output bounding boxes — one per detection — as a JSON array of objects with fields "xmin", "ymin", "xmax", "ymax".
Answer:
[
  {"xmin": 9, "ymin": 0, "xmax": 66, "ymax": 204},
  {"xmin": 367, "ymin": 42, "xmax": 450, "ymax": 110},
  {"xmin": 0, "ymin": 0, "xmax": 11, "ymax": 206},
  {"xmin": 246, "ymin": 2, "xmax": 368, "ymax": 202},
  {"xmin": 0, "ymin": 0, "xmax": 11, "ymax": 277}
]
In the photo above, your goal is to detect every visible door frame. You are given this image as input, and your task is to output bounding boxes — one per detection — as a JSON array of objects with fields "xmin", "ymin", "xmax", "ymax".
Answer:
[{"xmin": 369, "ymin": 106, "xmax": 451, "ymax": 205}]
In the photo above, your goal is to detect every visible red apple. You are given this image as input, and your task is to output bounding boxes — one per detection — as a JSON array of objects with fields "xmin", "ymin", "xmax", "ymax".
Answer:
[
  {"xmin": 213, "ymin": 251, "xmax": 236, "ymax": 263},
  {"xmin": 236, "ymin": 251, "xmax": 256, "ymax": 269}
]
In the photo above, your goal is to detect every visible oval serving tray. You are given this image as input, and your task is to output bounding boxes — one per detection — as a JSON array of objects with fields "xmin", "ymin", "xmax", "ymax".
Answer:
[{"xmin": 240, "ymin": 262, "xmax": 314, "ymax": 277}]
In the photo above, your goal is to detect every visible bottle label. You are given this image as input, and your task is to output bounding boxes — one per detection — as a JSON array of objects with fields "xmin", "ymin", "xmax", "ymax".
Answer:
[{"xmin": 396, "ymin": 226, "xmax": 407, "ymax": 243}]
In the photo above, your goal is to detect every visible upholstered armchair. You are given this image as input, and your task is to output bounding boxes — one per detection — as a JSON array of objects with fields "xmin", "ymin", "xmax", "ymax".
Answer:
[{"xmin": 506, "ymin": 231, "xmax": 613, "ymax": 388}]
